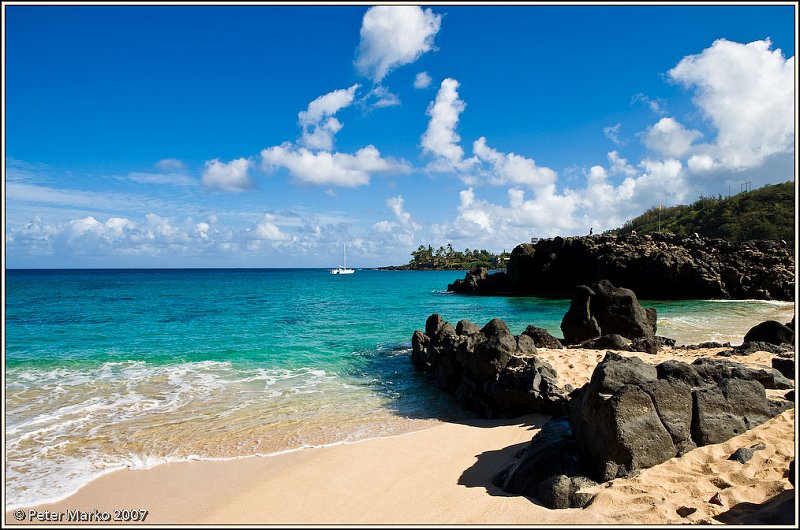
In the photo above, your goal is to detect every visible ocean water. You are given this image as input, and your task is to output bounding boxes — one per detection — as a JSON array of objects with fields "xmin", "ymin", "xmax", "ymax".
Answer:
[{"xmin": 4, "ymin": 268, "xmax": 795, "ymax": 508}]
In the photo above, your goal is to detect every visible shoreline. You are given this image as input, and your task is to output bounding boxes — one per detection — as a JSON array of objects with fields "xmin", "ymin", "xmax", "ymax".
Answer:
[{"xmin": 6, "ymin": 346, "xmax": 795, "ymax": 525}]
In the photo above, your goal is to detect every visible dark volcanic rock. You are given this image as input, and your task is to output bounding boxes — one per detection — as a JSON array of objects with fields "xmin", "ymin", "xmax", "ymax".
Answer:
[
  {"xmin": 691, "ymin": 379, "xmax": 771, "ymax": 445},
  {"xmin": 772, "ymin": 357, "xmax": 794, "ymax": 379},
  {"xmin": 572, "ymin": 334, "xmax": 631, "ymax": 351},
  {"xmin": 495, "ymin": 350, "xmax": 795, "ymax": 507},
  {"xmin": 560, "ymin": 285, "xmax": 602, "ymax": 344},
  {"xmin": 728, "ymin": 341, "xmax": 795, "ymax": 356},
  {"xmin": 456, "ymin": 319, "xmax": 481, "ymax": 336},
  {"xmin": 448, "ymin": 266, "xmax": 511, "ymax": 294},
  {"xmin": 493, "ymin": 418, "xmax": 597, "ymax": 509},
  {"xmin": 411, "ymin": 315, "xmax": 568, "ymax": 418},
  {"xmin": 630, "ymin": 336, "xmax": 660, "ymax": 354},
  {"xmin": 689, "ymin": 357, "xmax": 794, "ymax": 390},
  {"xmin": 729, "ymin": 443, "xmax": 766, "ymax": 464},
  {"xmin": 447, "ymin": 234, "xmax": 794, "ymax": 301},
  {"xmin": 743, "ymin": 320, "xmax": 794, "ymax": 345},
  {"xmin": 569, "ymin": 352, "xmax": 787, "ymax": 482},
  {"xmin": 560, "ymin": 280, "xmax": 657, "ymax": 346},
  {"xmin": 522, "ymin": 325, "xmax": 564, "ymax": 349}
]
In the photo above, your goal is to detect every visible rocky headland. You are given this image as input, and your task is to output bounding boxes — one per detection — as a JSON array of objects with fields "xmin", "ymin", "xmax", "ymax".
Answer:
[{"xmin": 448, "ymin": 233, "xmax": 794, "ymax": 301}]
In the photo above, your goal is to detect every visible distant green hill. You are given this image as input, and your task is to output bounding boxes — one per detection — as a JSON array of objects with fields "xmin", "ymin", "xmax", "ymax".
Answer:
[{"xmin": 610, "ymin": 181, "xmax": 795, "ymax": 243}]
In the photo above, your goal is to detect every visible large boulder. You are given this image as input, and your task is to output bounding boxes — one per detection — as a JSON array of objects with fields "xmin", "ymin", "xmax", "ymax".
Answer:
[
  {"xmin": 560, "ymin": 285, "xmax": 602, "ymax": 344},
  {"xmin": 743, "ymin": 320, "xmax": 794, "ymax": 345},
  {"xmin": 411, "ymin": 315, "xmax": 569, "ymax": 418},
  {"xmin": 569, "ymin": 352, "xmax": 792, "ymax": 482},
  {"xmin": 560, "ymin": 280, "xmax": 656, "ymax": 345}
]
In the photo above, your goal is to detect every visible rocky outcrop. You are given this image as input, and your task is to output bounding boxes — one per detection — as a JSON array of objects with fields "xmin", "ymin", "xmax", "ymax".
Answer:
[
  {"xmin": 743, "ymin": 320, "xmax": 794, "ymax": 345},
  {"xmin": 448, "ymin": 233, "xmax": 794, "ymax": 301},
  {"xmin": 495, "ymin": 352, "xmax": 795, "ymax": 508},
  {"xmin": 571, "ymin": 353, "xmax": 793, "ymax": 481},
  {"xmin": 721, "ymin": 341, "xmax": 795, "ymax": 356},
  {"xmin": 560, "ymin": 280, "xmax": 657, "ymax": 345},
  {"xmin": 411, "ymin": 314, "xmax": 569, "ymax": 418}
]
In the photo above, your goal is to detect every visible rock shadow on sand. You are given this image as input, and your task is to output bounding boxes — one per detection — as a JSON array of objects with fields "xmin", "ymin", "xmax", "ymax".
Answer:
[{"xmin": 713, "ymin": 489, "xmax": 795, "ymax": 525}]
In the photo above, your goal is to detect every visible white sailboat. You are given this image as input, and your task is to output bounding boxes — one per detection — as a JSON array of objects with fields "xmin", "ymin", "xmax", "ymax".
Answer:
[{"xmin": 329, "ymin": 243, "xmax": 355, "ymax": 275}]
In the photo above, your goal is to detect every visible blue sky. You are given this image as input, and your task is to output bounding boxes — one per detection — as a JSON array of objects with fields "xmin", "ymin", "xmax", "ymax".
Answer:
[{"xmin": 4, "ymin": 3, "xmax": 796, "ymax": 268}]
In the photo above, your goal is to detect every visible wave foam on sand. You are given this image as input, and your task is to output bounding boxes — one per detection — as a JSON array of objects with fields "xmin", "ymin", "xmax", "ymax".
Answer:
[{"xmin": 6, "ymin": 346, "xmax": 794, "ymax": 525}]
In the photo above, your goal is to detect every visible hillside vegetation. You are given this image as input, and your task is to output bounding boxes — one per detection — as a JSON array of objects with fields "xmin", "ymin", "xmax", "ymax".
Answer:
[{"xmin": 610, "ymin": 181, "xmax": 795, "ymax": 243}]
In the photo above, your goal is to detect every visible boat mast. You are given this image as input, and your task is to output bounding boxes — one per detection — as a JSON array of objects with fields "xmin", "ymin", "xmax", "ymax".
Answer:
[{"xmin": 343, "ymin": 243, "xmax": 347, "ymax": 269}]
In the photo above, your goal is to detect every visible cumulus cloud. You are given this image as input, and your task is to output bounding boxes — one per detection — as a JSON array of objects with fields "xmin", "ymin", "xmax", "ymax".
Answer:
[
  {"xmin": 245, "ymin": 213, "xmax": 291, "ymax": 241},
  {"xmin": 7, "ymin": 211, "xmax": 296, "ymax": 263},
  {"xmin": 642, "ymin": 117, "xmax": 703, "ymax": 158},
  {"xmin": 668, "ymin": 38, "xmax": 794, "ymax": 170},
  {"xmin": 298, "ymin": 84, "xmax": 359, "ymax": 151},
  {"xmin": 414, "ymin": 71, "xmax": 432, "ymax": 89},
  {"xmin": 261, "ymin": 143, "xmax": 409, "ymax": 187},
  {"xmin": 371, "ymin": 195, "xmax": 420, "ymax": 247},
  {"xmin": 440, "ymin": 186, "xmax": 580, "ymax": 246},
  {"xmin": 355, "ymin": 6, "xmax": 442, "ymax": 82},
  {"xmin": 421, "ymin": 78, "xmax": 474, "ymax": 171},
  {"xmin": 201, "ymin": 158, "xmax": 253, "ymax": 192},
  {"xmin": 472, "ymin": 137, "xmax": 557, "ymax": 189},
  {"xmin": 607, "ymin": 151, "xmax": 639, "ymax": 178}
]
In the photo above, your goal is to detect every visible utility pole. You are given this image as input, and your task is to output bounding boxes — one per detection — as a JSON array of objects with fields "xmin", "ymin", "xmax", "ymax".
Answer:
[{"xmin": 658, "ymin": 203, "xmax": 662, "ymax": 233}]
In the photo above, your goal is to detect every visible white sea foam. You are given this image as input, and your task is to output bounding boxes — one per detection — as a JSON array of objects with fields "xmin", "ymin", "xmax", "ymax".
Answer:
[{"xmin": 4, "ymin": 360, "xmax": 369, "ymax": 508}]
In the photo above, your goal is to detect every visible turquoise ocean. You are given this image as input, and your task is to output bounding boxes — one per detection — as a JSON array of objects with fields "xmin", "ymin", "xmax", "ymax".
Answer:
[{"xmin": 5, "ymin": 268, "xmax": 795, "ymax": 508}]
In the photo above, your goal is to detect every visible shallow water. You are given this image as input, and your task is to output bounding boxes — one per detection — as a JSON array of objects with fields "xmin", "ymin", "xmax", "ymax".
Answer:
[{"xmin": 5, "ymin": 268, "xmax": 794, "ymax": 507}]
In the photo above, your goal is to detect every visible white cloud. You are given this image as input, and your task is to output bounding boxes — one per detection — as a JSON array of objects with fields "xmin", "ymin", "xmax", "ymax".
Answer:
[
  {"xmin": 687, "ymin": 154, "xmax": 716, "ymax": 173},
  {"xmin": 442, "ymin": 186, "xmax": 580, "ymax": 245},
  {"xmin": 201, "ymin": 158, "xmax": 253, "ymax": 192},
  {"xmin": 414, "ymin": 71, "xmax": 432, "ymax": 89},
  {"xmin": 355, "ymin": 6, "xmax": 442, "ymax": 82},
  {"xmin": 386, "ymin": 195, "xmax": 420, "ymax": 230},
  {"xmin": 7, "ymin": 182, "xmax": 127, "ymax": 209},
  {"xmin": 126, "ymin": 172, "xmax": 196, "ymax": 186},
  {"xmin": 298, "ymin": 84, "xmax": 360, "ymax": 127},
  {"xmin": 361, "ymin": 85, "xmax": 401, "ymax": 109},
  {"xmin": 261, "ymin": 143, "xmax": 409, "ymax": 187},
  {"xmin": 422, "ymin": 78, "xmax": 474, "ymax": 171},
  {"xmin": 246, "ymin": 213, "xmax": 291, "ymax": 241},
  {"xmin": 155, "ymin": 158, "xmax": 184, "ymax": 171},
  {"xmin": 668, "ymin": 38, "xmax": 794, "ymax": 170},
  {"xmin": 607, "ymin": 150, "xmax": 638, "ymax": 178},
  {"xmin": 472, "ymin": 137, "xmax": 557, "ymax": 189},
  {"xmin": 631, "ymin": 93, "xmax": 667, "ymax": 116},
  {"xmin": 642, "ymin": 117, "xmax": 703, "ymax": 158},
  {"xmin": 603, "ymin": 123, "xmax": 623, "ymax": 145},
  {"xmin": 298, "ymin": 84, "xmax": 359, "ymax": 151}
]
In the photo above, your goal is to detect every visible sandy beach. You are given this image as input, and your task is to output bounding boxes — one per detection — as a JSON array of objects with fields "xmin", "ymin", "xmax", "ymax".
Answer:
[{"xmin": 6, "ymin": 346, "xmax": 795, "ymax": 525}]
